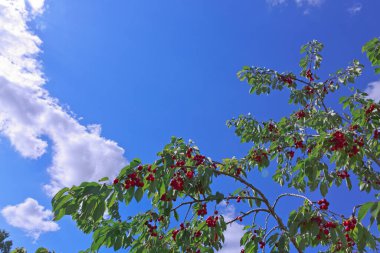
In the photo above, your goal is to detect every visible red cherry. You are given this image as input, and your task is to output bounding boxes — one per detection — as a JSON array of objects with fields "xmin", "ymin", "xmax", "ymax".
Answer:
[
  {"xmin": 374, "ymin": 129, "xmax": 379, "ymax": 139},
  {"xmin": 146, "ymin": 174, "xmax": 155, "ymax": 181},
  {"xmin": 113, "ymin": 178, "xmax": 119, "ymax": 184},
  {"xmin": 306, "ymin": 69, "xmax": 314, "ymax": 81},
  {"xmin": 287, "ymin": 151, "xmax": 295, "ymax": 159},
  {"xmin": 186, "ymin": 170, "xmax": 194, "ymax": 179}
]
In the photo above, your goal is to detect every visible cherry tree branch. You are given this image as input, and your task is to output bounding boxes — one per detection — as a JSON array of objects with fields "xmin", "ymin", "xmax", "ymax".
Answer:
[
  {"xmin": 226, "ymin": 208, "xmax": 269, "ymax": 225},
  {"xmin": 273, "ymin": 193, "xmax": 313, "ymax": 210},
  {"xmin": 212, "ymin": 168, "xmax": 304, "ymax": 253}
]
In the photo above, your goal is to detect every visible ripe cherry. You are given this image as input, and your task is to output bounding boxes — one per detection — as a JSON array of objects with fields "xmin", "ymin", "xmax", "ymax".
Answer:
[
  {"xmin": 186, "ymin": 170, "xmax": 194, "ymax": 179},
  {"xmin": 287, "ymin": 151, "xmax": 295, "ymax": 159}
]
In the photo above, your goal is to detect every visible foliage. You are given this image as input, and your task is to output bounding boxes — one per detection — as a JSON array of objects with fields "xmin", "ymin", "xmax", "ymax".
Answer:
[
  {"xmin": 9, "ymin": 247, "xmax": 53, "ymax": 253},
  {"xmin": 52, "ymin": 39, "xmax": 380, "ymax": 253},
  {"xmin": 362, "ymin": 37, "xmax": 380, "ymax": 74},
  {"xmin": 10, "ymin": 248, "xmax": 26, "ymax": 253},
  {"xmin": 0, "ymin": 230, "xmax": 12, "ymax": 253},
  {"xmin": 0, "ymin": 230, "xmax": 52, "ymax": 253}
]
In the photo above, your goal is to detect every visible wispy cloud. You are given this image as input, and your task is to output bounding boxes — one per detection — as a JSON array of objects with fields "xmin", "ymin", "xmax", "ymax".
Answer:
[
  {"xmin": 267, "ymin": 0, "xmax": 287, "ymax": 6},
  {"xmin": 347, "ymin": 2, "xmax": 362, "ymax": 15},
  {"xmin": 295, "ymin": 0, "xmax": 324, "ymax": 7},
  {"xmin": 218, "ymin": 201, "xmax": 245, "ymax": 253},
  {"xmin": 1, "ymin": 198, "xmax": 59, "ymax": 241},
  {"xmin": 365, "ymin": 80, "xmax": 380, "ymax": 102},
  {"xmin": 0, "ymin": 0, "xmax": 127, "ymax": 196},
  {"xmin": 267, "ymin": 0, "xmax": 324, "ymax": 7}
]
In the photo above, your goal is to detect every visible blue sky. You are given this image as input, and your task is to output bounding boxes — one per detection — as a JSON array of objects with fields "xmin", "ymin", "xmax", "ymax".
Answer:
[{"xmin": 0, "ymin": 0, "xmax": 379, "ymax": 252}]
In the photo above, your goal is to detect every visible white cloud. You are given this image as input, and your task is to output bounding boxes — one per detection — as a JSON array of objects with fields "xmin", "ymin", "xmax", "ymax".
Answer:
[
  {"xmin": 295, "ymin": 0, "xmax": 323, "ymax": 7},
  {"xmin": 267, "ymin": 0, "xmax": 324, "ymax": 7},
  {"xmin": 365, "ymin": 80, "xmax": 380, "ymax": 102},
  {"xmin": 1, "ymin": 198, "xmax": 59, "ymax": 241},
  {"xmin": 218, "ymin": 202, "xmax": 245, "ymax": 253},
  {"xmin": 267, "ymin": 0, "xmax": 287, "ymax": 6},
  {"xmin": 0, "ymin": 0, "xmax": 127, "ymax": 196},
  {"xmin": 26, "ymin": 0, "xmax": 45, "ymax": 15},
  {"xmin": 347, "ymin": 3, "xmax": 362, "ymax": 15}
]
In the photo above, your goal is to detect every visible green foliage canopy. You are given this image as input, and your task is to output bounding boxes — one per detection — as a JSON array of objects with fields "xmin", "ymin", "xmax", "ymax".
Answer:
[{"xmin": 52, "ymin": 38, "xmax": 380, "ymax": 253}]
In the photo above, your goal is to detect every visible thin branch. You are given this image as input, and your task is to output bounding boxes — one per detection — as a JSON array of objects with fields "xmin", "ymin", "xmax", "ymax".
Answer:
[
  {"xmin": 170, "ymin": 196, "xmax": 263, "ymax": 213},
  {"xmin": 264, "ymin": 225, "xmax": 280, "ymax": 241},
  {"xmin": 171, "ymin": 199, "xmax": 204, "ymax": 212},
  {"xmin": 273, "ymin": 193, "xmax": 313, "ymax": 210},
  {"xmin": 184, "ymin": 203, "xmax": 192, "ymax": 222},
  {"xmin": 226, "ymin": 208, "xmax": 269, "ymax": 225},
  {"xmin": 352, "ymin": 204, "xmax": 364, "ymax": 216}
]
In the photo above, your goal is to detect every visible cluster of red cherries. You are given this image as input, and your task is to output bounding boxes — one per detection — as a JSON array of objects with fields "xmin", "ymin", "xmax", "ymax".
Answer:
[
  {"xmin": 306, "ymin": 69, "xmax": 314, "ymax": 82},
  {"xmin": 336, "ymin": 170, "xmax": 350, "ymax": 179},
  {"xmin": 170, "ymin": 174, "xmax": 185, "ymax": 191},
  {"xmin": 330, "ymin": 131, "xmax": 347, "ymax": 151},
  {"xmin": 317, "ymin": 198, "xmax": 330, "ymax": 210},
  {"xmin": 365, "ymin": 103, "xmax": 376, "ymax": 115},
  {"xmin": 279, "ymin": 75, "xmax": 294, "ymax": 86},
  {"xmin": 343, "ymin": 217, "xmax": 357, "ymax": 232},
  {"xmin": 312, "ymin": 216, "xmax": 337, "ymax": 237},
  {"xmin": 197, "ymin": 204, "xmax": 207, "ymax": 216},
  {"xmin": 145, "ymin": 221, "xmax": 158, "ymax": 237},
  {"xmin": 251, "ymin": 149, "xmax": 268, "ymax": 164},
  {"xmin": 294, "ymin": 138, "xmax": 304, "ymax": 149},
  {"xmin": 205, "ymin": 215, "xmax": 218, "ymax": 228},
  {"xmin": 295, "ymin": 110, "xmax": 306, "ymax": 120},
  {"xmin": 304, "ymin": 85, "xmax": 314, "ymax": 95}
]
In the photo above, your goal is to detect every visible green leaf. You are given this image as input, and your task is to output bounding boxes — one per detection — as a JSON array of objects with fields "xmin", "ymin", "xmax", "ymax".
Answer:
[
  {"xmin": 93, "ymin": 201, "xmax": 106, "ymax": 222},
  {"xmin": 174, "ymin": 210, "xmax": 179, "ymax": 221},
  {"xmin": 135, "ymin": 187, "xmax": 143, "ymax": 203},
  {"xmin": 98, "ymin": 177, "xmax": 109, "ymax": 182},
  {"xmin": 52, "ymin": 195, "xmax": 72, "ymax": 213},
  {"xmin": 320, "ymin": 183, "xmax": 328, "ymax": 197},
  {"xmin": 358, "ymin": 202, "xmax": 374, "ymax": 222},
  {"xmin": 53, "ymin": 208, "xmax": 66, "ymax": 221},
  {"xmin": 130, "ymin": 158, "xmax": 142, "ymax": 169},
  {"xmin": 124, "ymin": 187, "xmax": 134, "ymax": 205},
  {"xmin": 346, "ymin": 176, "xmax": 352, "ymax": 190},
  {"xmin": 214, "ymin": 192, "xmax": 224, "ymax": 204},
  {"xmin": 248, "ymin": 198, "xmax": 254, "ymax": 208},
  {"xmin": 114, "ymin": 236, "xmax": 122, "ymax": 251},
  {"xmin": 51, "ymin": 187, "xmax": 69, "ymax": 207},
  {"xmin": 35, "ymin": 248, "xmax": 49, "ymax": 253}
]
